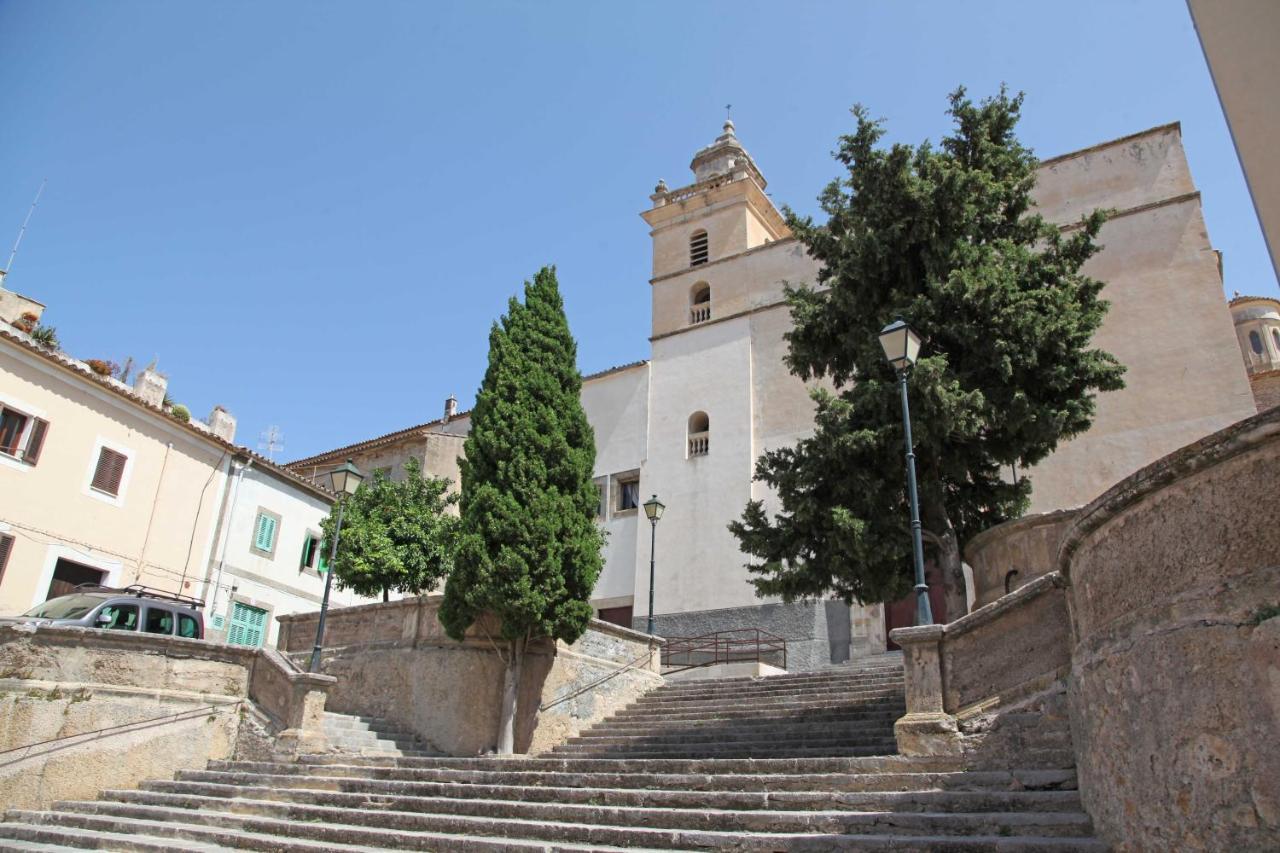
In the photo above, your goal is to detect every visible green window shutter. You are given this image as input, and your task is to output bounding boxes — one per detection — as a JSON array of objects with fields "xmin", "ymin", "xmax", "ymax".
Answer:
[
  {"xmin": 228, "ymin": 601, "xmax": 268, "ymax": 648},
  {"xmin": 254, "ymin": 514, "xmax": 277, "ymax": 551},
  {"xmin": 318, "ymin": 543, "xmax": 329, "ymax": 575}
]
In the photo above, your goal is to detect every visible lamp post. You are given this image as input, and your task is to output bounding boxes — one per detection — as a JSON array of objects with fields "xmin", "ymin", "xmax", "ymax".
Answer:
[
  {"xmin": 309, "ymin": 458, "xmax": 365, "ymax": 673},
  {"xmin": 642, "ymin": 494, "xmax": 665, "ymax": 635},
  {"xmin": 878, "ymin": 319, "xmax": 933, "ymax": 626}
]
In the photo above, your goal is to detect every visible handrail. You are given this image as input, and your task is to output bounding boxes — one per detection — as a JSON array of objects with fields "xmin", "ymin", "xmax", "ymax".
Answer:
[
  {"xmin": 0, "ymin": 700, "xmax": 241, "ymax": 769},
  {"xmin": 661, "ymin": 627, "xmax": 787, "ymax": 673}
]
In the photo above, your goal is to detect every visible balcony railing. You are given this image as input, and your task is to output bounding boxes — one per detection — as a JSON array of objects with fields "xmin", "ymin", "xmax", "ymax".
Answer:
[
  {"xmin": 688, "ymin": 431, "xmax": 709, "ymax": 457},
  {"xmin": 690, "ymin": 304, "xmax": 711, "ymax": 324}
]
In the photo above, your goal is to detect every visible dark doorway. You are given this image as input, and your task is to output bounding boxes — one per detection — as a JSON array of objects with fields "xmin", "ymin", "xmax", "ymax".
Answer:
[
  {"xmin": 884, "ymin": 561, "xmax": 948, "ymax": 650},
  {"xmin": 597, "ymin": 605, "xmax": 633, "ymax": 628},
  {"xmin": 46, "ymin": 558, "xmax": 106, "ymax": 600}
]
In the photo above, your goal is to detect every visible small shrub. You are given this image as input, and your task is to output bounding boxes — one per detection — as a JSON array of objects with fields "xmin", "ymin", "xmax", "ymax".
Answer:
[
  {"xmin": 85, "ymin": 359, "xmax": 119, "ymax": 377},
  {"xmin": 170, "ymin": 403, "xmax": 191, "ymax": 423},
  {"xmin": 1249, "ymin": 604, "xmax": 1280, "ymax": 626},
  {"xmin": 30, "ymin": 325, "xmax": 59, "ymax": 349}
]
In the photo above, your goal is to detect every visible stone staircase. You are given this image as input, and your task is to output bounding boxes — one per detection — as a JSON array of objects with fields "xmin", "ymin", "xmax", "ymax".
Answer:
[
  {"xmin": 321, "ymin": 711, "xmax": 439, "ymax": 758},
  {"xmin": 552, "ymin": 661, "xmax": 906, "ymax": 759},
  {"xmin": 0, "ymin": 660, "xmax": 1105, "ymax": 850}
]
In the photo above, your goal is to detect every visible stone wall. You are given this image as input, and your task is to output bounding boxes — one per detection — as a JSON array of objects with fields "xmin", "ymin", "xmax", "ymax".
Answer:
[
  {"xmin": 891, "ymin": 573, "xmax": 1074, "ymax": 768},
  {"xmin": 0, "ymin": 624, "xmax": 332, "ymax": 809},
  {"xmin": 1058, "ymin": 408, "xmax": 1280, "ymax": 850},
  {"xmin": 638, "ymin": 599, "xmax": 858, "ymax": 672},
  {"xmin": 964, "ymin": 509, "xmax": 1078, "ymax": 609},
  {"xmin": 278, "ymin": 596, "xmax": 663, "ymax": 756},
  {"xmin": 1251, "ymin": 368, "xmax": 1280, "ymax": 411}
]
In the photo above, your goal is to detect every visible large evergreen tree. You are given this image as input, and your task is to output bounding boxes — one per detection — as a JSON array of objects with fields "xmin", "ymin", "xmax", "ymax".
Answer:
[
  {"xmin": 730, "ymin": 88, "xmax": 1125, "ymax": 619},
  {"xmin": 321, "ymin": 457, "xmax": 457, "ymax": 601},
  {"xmin": 440, "ymin": 266, "xmax": 603, "ymax": 755}
]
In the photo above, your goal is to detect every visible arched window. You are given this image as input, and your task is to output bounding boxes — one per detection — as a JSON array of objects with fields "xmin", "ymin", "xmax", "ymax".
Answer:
[
  {"xmin": 1250, "ymin": 330, "xmax": 1264, "ymax": 355},
  {"xmin": 690, "ymin": 282, "xmax": 711, "ymax": 324},
  {"xmin": 1272, "ymin": 328, "xmax": 1280, "ymax": 354},
  {"xmin": 687, "ymin": 411, "xmax": 709, "ymax": 457},
  {"xmin": 689, "ymin": 229, "xmax": 709, "ymax": 267}
]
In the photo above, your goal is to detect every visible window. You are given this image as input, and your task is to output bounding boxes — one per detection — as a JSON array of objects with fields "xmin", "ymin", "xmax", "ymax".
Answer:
[
  {"xmin": 614, "ymin": 474, "xmax": 640, "ymax": 513},
  {"xmin": 594, "ymin": 478, "xmax": 607, "ymax": 520},
  {"xmin": 228, "ymin": 601, "xmax": 268, "ymax": 648},
  {"xmin": 689, "ymin": 229, "xmax": 709, "ymax": 267},
  {"xmin": 177, "ymin": 613, "xmax": 200, "ymax": 639},
  {"xmin": 90, "ymin": 447, "xmax": 128, "ymax": 496},
  {"xmin": 301, "ymin": 534, "xmax": 330, "ymax": 574},
  {"xmin": 690, "ymin": 282, "xmax": 711, "ymax": 324},
  {"xmin": 1273, "ymin": 329, "xmax": 1280, "ymax": 353},
  {"xmin": 143, "ymin": 607, "xmax": 174, "ymax": 635},
  {"xmin": 251, "ymin": 509, "xmax": 280, "ymax": 558},
  {"xmin": 0, "ymin": 533, "xmax": 12, "ymax": 584},
  {"xmin": 688, "ymin": 411, "xmax": 710, "ymax": 457},
  {"xmin": 0, "ymin": 406, "xmax": 47, "ymax": 464},
  {"xmin": 1250, "ymin": 330, "xmax": 1264, "ymax": 355},
  {"xmin": 99, "ymin": 603, "xmax": 138, "ymax": 631}
]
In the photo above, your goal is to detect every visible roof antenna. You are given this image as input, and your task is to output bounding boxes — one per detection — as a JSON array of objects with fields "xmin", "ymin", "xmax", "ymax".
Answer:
[
  {"xmin": 258, "ymin": 425, "xmax": 285, "ymax": 461},
  {"xmin": 3, "ymin": 179, "xmax": 47, "ymax": 284}
]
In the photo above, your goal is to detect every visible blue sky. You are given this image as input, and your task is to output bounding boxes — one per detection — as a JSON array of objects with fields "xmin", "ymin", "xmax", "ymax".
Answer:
[{"xmin": 1, "ymin": 1, "xmax": 1273, "ymax": 460}]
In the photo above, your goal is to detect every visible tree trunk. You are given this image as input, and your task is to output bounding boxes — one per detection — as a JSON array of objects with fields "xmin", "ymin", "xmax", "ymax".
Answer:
[
  {"xmin": 923, "ymin": 497, "xmax": 968, "ymax": 623},
  {"xmin": 382, "ymin": 587, "xmax": 389, "ymax": 603},
  {"xmin": 495, "ymin": 637, "xmax": 525, "ymax": 755}
]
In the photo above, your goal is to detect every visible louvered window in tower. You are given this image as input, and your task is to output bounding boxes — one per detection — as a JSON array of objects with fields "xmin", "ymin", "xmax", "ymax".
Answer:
[
  {"xmin": 90, "ymin": 447, "xmax": 128, "ymax": 496},
  {"xmin": 690, "ymin": 230, "xmax": 709, "ymax": 267}
]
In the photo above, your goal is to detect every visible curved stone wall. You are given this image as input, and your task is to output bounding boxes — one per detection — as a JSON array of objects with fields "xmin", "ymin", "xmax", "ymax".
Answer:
[
  {"xmin": 1058, "ymin": 409, "xmax": 1280, "ymax": 850},
  {"xmin": 964, "ymin": 508, "xmax": 1079, "ymax": 608}
]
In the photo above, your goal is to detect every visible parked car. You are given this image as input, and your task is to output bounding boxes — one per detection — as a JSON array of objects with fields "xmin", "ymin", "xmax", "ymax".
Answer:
[{"xmin": 4, "ymin": 585, "xmax": 205, "ymax": 639}]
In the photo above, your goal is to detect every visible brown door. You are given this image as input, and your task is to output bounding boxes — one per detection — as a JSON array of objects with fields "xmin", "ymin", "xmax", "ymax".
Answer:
[
  {"xmin": 884, "ymin": 561, "xmax": 948, "ymax": 650},
  {"xmin": 597, "ymin": 605, "xmax": 633, "ymax": 628}
]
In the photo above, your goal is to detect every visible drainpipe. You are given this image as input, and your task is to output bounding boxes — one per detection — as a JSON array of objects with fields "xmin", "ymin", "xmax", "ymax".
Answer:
[
  {"xmin": 207, "ymin": 457, "xmax": 252, "ymax": 620},
  {"xmin": 135, "ymin": 442, "xmax": 173, "ymax": 585}
]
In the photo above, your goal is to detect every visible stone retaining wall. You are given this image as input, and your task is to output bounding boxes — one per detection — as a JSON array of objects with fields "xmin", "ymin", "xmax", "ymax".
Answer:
[
  {"xmin": 1059, "ymin": 409, "xmax": 1280, "ymax": 850},
  {"xmin": 0, "ymin": 625, "xmax": 333, "ymax": 809},
  {"xmin": 964, "ymin": 509, "xmax": 1078, "ymax": 609},
  {"xmin": 278, "ymin": 596, "xmax": 664, "ymax": 756}
]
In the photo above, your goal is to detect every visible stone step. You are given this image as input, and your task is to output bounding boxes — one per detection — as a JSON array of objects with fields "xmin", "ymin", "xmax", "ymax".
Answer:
[
  {"xmin": 638, "ymin": 682, "xmax": 905, "ymax": 704},
  {"xmin": 586, "ymin": 706, "xmax": 901, "ymax": 732},
  {"xmin": 182, "ymin": 765, "xmax": 1080, "ymax": 795},
  {"xmin": 283, "ymin": 753, "xmax": 966, "ymax": 774},
  {"xmin": 0, "ymin": 809, "xmax": 633, "ymax": 851},
  {"xmin": 593, "ymin": 705, "xmax": 903, "ymax": 728},
  {"xmin": 79, "ymin": 791, "xmax": 1098, "ymax": 842},
  {"xmin": 655, "ymin": 672, "xmax": 905, "ymax": 694},
  {"xmin": 145, "ymin": 775, "xmax": 1086, "ymax": 814},
  {"xmin": 660, "ymin": 665, "xmax": 904, "ymax": 688},
  {"xmin": 549, "ymin": 743, "xmax": 901, "ymax": 760},
  {"xmin": 567, "ymin": 721, "xmax": 896, "ymax": 746},
  {"xmin": 561, "ymin": 732, "xmax": 896, "ymax": 751},
  {"xmin": 608, "ymin": 703, "xmax": 906, "ymax": 725},
  {"xmin": 325, "ymin": 733, "xmax": 420, "ymax": 751},
  {"xmin": 624, "ymin": 689, "xmax": 905, "ymax": 711}
]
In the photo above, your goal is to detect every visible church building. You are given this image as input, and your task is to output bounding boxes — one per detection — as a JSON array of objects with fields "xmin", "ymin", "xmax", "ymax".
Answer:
[{"xmin": 288, "ymin": 119, "xmax": 1259, "ymax": 670}]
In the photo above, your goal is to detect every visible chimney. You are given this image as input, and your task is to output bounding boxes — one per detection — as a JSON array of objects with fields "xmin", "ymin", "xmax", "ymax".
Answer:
[
  {"xmin": 207, "ymin": 406, "xmax": 237, "ymax": 442},
  {"xmin": 444, "ymin": 394, "xmax": 458, "ymax": 421},
  {"xmin": 133, "ymin": 366, "xmax": 168, "ymax": 408}
]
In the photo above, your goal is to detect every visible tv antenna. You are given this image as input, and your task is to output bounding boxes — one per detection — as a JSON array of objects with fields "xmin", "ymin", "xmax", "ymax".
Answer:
[
  {"xmin": 258, "ymin": 425, "xmax": 285, "ymax": 461},
  {"xmin": 4, "ymin": 179, "xmax": 47, "ymax": 281}
]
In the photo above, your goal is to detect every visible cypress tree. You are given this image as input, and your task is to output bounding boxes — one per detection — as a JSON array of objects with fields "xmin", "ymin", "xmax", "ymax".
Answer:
[
  {"xmin": 730, "ymin": 88, "xmax": 1125, "ymax": 619},
  {"xmin": 440, "ymin": 266, "xmax": 603, "ymax": 754}
]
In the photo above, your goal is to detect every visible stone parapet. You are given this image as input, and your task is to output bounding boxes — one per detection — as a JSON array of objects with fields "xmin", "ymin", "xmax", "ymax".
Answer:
[{"xmin": 964, "ymin": 508, "xmax": 1079, "ymax": 608}]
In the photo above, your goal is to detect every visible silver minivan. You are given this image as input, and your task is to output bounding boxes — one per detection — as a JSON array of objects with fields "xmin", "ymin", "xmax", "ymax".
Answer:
[{"xmin": 6, "ymin": 585, "xmax": 205, "ymax": 639}]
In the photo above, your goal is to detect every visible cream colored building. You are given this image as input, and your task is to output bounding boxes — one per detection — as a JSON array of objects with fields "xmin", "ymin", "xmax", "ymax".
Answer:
[
  {"xmin": 0, "ymin": 325, "xmax": 372, "ymax": 644},
  {"xmin": 293, "ymin": 119, "xmax": 1257, "ymax": 668}
]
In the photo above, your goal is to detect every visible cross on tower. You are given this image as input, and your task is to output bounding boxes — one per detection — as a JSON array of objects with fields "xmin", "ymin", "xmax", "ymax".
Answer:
[{"xmin": 725, "ymin": 103, "xmax": 732, "ymax": 121}]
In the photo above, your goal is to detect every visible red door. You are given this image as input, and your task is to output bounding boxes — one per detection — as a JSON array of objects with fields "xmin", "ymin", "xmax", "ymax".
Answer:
[{"xmin": 884, "ymin": 560, "xmax": 948, "ymax": 650}]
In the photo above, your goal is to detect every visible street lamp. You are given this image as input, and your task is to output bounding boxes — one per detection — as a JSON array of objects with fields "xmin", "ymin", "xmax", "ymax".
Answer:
[
  {"xmin": 642, "ymin": 494, "xmax": 665, "ymax": 635},
  {"xmin": 309, "ymin": 458, "xmax": 365, "ymax": 673},
  {"xmin": 878, "ymin": 319, "xmax": 933, "ymax": 626}
]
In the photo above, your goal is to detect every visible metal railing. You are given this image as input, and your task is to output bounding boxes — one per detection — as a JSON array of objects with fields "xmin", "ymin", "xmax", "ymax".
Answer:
[{"xmin": 661, "ymin": 628, "xmax": 787, "ymax": 674}]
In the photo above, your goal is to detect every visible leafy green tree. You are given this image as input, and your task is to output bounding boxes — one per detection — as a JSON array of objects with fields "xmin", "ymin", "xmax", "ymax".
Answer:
[
  {"xmin": 440, "ymin": 266, "xmax": 603, "ymax": 755},
  {"xmin": 322, "ymin": 457, "xmax": 458, "ymax": 602},
  {"xmin": 730, "ymin": 87, "xmax": 1125, "ymax": 620}
]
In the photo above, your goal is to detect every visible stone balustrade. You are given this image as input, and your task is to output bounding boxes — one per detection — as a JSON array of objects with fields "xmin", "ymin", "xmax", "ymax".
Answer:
[{"xmin": 687, "ymin": 431, "xmax": 709, "ymax": 456}]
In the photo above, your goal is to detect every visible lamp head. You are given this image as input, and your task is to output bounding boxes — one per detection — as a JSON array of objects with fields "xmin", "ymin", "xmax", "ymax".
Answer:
[
  {"xmin": 878, "ymin": 319, "xmax": 922, "ymax": 370},
  {"xmin": 329, "ymin": 458, "xmax": 365, "ymax": 497},
  {"xmin": 643, "ymin": 494, "xmax": 665, "ymax": 522}
]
